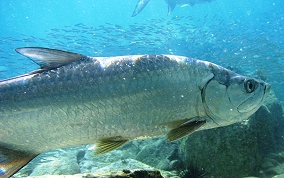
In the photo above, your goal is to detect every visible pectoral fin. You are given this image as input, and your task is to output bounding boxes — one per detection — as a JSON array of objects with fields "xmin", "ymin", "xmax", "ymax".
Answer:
[
  {"xmin": 94, "ymin": 136, "xmax": 129, "ymax": 155},
  {"xmin": 167, "ymin": 119, "xmax": 206, "ymax": 142},
  {"xmin": 0, "ymin": 143, "xmax": 37, "ymax": 178}
]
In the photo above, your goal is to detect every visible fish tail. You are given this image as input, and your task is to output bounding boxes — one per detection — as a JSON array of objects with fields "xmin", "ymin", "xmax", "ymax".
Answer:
[{"xmin": 0, "ymin": 143, "xmax": 37, "ymax": 177}]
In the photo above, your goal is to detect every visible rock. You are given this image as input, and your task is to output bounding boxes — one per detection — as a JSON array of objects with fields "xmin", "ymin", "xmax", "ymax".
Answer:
[
  {"xmin": 27, "ymin": 169, "xmax": 164, "ymax": 178},
  {"xmin": 179, "ymin": 123, "xmax": 260, "ymax": 178},
  {"xmin": 272, "ymin": 174, "xmax": 284, "ymax": 178},
  {"xmin": 156, "ymin": 159, "xmax": 171, "ymax": 170},
  {"xmin": 135, "ymin": 138, "xmax": 181, "ymax": 171},
  {"xmin": 13, "ymin": 148, "xmax": 82, "ymax": 177},
  {"xmin": 179, "ymin": 91, "xmax": 284, "ymax": 178},
  {"xmin": 29, "ymin": 149, "xmax": 81, "ymax": 176},
  {"xmin": 78, "ymin": 142, "xmax": 140, "ymax": 173},
  {"xmin": 169, "ymin": 160, "xmax": 182, "ymax": 170},
  {"xmin": 90, "ymin": 159, "xmax": 154, "ymax": 174},
  {"xmin": 29, "ymin": 158, "xmax": 80, "ymax": 176}
]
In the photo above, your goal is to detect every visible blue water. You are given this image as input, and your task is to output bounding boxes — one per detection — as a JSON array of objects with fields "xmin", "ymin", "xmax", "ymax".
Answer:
[
  {"xmin": 0, "ymin": 2, "xmax": 283, "ymax": 100},
  {"xmin": 0, "ymin": 2, "xmax": 283, "ymax": 105},
  {"xmin": 0, "ymin": 0, "xmax": 283, "ymax": 95},
  {"xmin": 0, "ymin": 0, "xmax": 284, "ymax": 96}
]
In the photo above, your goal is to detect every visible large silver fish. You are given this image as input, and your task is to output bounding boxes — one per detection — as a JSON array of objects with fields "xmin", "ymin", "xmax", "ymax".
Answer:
[
  {"xmin": 0, "ymin": 47, "xmax": 269, "ymax": 177},
  {"xmin": 132, "ymin": 0, "xmax": 214, "ymax": 16}
]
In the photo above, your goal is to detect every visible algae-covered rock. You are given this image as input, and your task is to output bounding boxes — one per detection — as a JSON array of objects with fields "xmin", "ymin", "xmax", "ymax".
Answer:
[
  {"xmin": 135, "ymin": 138, "xmax": 181, "ymax": 171},
  {"xmin": 272, "ymin": 174, "xmax": 284, "ymax": 178},
  {"xmin": 27, "ymin": 169, "xmax": 165, "ymax": 178},
  {"xmin": 78, "ymin": 142, "xmax": 140, "ymax": 173},
  {"xmin": 29, "ymin": 157, "xmax": 80, "ymax": 176},
  {"xmin": 179, "ymin": 122, "xmax": 260, "ymax": 178},
  {"xmin": 179, "ymin": 91, "xmax": 284, "ymax": 178},
  {"xmin": 90, "ymin": 159, "xmax": 154, "ymax": 174},
  {"xmin": 13, "ymin": 148, "xmax": 82, "ymax": 177}
]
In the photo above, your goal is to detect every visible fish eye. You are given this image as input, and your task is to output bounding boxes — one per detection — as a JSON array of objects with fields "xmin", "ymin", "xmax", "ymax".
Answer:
[{"xmin": 244, "ymin": 79, "xmax": 256, "ymax": 93}]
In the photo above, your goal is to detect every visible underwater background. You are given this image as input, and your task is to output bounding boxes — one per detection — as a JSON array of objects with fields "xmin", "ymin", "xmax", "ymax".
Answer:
[{"xmin": 0, "ymin": 0, "xmax": 284, "ymax": 177}]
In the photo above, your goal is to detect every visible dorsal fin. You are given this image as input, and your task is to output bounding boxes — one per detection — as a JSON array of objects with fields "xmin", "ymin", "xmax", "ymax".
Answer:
[{"xmin": 15, "ymin": 47, "xmax": 87, "ymax": 70}]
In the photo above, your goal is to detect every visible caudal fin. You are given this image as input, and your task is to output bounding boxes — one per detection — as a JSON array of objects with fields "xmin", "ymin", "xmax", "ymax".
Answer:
[{"xmin": 0, "ymin": 144, "xmax": 37, "ymax": 178}]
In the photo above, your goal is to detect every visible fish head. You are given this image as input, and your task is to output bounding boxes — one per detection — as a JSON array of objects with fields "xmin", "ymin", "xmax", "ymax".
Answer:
[{"xmin": 202, "ymin": 63, "xmax": 270, "ymax": 127}]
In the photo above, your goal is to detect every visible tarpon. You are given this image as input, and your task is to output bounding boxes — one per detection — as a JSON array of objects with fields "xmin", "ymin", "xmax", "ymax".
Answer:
[
  {"xmin": 0, "ymin": 47, "xmax": 269, "ymax": 177},
  {"xmin": 132, "ymin": 0, "xmax": 214, "ymax": 16}
]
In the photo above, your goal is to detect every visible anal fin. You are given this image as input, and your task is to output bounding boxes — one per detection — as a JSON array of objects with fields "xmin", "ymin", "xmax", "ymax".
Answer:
[
  {"xmin": 0, "ymin": 143, "xmax": 37, "ymax": 178},
  {"xmin": 167, "ymin": 119, "xmax": 206, "ymax": 142},
  {"xmin": 94, "ymin": 136, "xmax": 128, "ymax": 155}
]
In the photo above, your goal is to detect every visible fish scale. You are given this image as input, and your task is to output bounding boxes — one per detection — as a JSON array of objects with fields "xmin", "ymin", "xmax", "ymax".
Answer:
[{"xmin": 0, "ymin": 47, "xmax": 269, "ymax": 177}]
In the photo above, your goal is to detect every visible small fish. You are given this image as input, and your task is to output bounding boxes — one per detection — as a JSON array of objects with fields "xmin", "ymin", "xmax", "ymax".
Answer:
[
  {"xmin": 0, "ymin": 47, "xmax": 269, "ymax": 177},
  {"xmin": 132, "ymin": 0, "xmax": 214, "ymax": 16}
]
